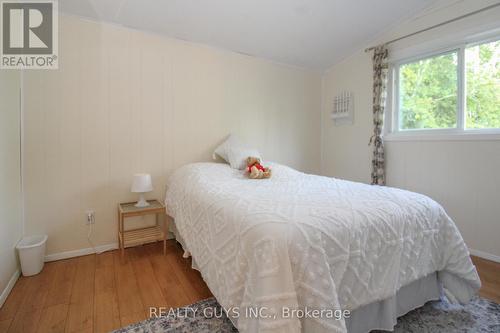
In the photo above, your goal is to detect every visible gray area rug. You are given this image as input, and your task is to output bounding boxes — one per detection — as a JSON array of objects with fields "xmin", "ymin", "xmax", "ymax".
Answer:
[{"xmin": 113, "ymin": 296, "xmax": 499, "ymax": 333}]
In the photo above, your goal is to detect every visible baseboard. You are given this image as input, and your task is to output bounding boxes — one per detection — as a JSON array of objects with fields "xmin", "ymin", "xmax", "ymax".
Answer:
[
  {"xmin": 44, "ymin": 243, "xmax": 118, "ymax": 262},
  {"xmin": 44, "ymin": 233, "xmax": 175, "ymax": 262},
  {"xmin": 0, "ymin": 269, "xmax": 20, "ymax": 308},
  {"xmin": 469, "ymin": 248, "xmax": 500, "ymax": 263}
]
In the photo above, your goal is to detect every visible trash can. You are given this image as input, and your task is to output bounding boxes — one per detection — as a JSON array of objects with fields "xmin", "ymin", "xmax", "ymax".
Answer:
[{"xmin": 16, "ymin": 235, "xmax": 48, "ymax": 276}]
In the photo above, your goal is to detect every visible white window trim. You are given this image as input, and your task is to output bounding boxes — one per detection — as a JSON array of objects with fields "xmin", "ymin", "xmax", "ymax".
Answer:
[{"xmin": 385, "ymin": 33, "xmax": 500, "ymax": 142}]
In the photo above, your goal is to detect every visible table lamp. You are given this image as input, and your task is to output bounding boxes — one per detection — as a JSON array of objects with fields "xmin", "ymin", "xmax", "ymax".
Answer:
[{"xmin": 131, "ymin": 173, "xmax": 153, "ymax": 207}]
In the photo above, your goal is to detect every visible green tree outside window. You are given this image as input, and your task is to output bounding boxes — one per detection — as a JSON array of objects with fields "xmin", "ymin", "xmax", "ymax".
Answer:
[{"xmin": 398, "ymin": 39, "xmax": 500, "ymax": 130}]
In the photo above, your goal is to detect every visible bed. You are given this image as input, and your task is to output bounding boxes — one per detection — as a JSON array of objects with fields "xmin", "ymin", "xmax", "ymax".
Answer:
[{"xmin": 165, "ymin": 162, "xmax": 481, "ymax": 333}]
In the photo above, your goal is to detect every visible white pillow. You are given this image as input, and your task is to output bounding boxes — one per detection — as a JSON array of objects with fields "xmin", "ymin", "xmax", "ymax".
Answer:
[
  {"xmin": 213, "ymin": 134, "xmax": 243, "ymax": 163},
  {"xmin": 227, "ymin": 147, "xmax": 261, "ymax": 170}
]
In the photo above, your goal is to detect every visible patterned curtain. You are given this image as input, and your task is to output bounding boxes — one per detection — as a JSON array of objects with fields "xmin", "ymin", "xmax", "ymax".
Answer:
[{"xmin": 369, "ymin": 45, "xmax": 388, "ymax": 185}]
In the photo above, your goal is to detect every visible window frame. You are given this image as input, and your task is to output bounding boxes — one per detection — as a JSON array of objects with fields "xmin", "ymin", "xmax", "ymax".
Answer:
[{"xmin": 386, "ymin": 34, "xmax": 500, "ymax": 141}]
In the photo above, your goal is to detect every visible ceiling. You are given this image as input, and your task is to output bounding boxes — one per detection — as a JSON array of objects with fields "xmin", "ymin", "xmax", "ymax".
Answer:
[{"xmin": 60, "ymin": 0, "xmax": 438, "ymax": 70}]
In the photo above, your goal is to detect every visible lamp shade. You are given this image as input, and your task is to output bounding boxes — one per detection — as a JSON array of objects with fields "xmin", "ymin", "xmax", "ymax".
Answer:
[{"xmin": 131, "ymin": 174, "xmax": 153, "ymax": 193}]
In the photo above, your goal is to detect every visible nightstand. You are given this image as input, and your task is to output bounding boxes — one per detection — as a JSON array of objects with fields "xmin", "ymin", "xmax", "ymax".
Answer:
[{"xmin": 118, "ymin": 199, "xmax": 167, "ymax": 256}]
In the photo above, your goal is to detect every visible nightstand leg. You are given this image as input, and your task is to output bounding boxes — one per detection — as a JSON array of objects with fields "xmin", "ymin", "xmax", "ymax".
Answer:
[
  {"xmin": 118, "ymin": 211, "xmax": 122, "ymax": 256},
  {"xmin": 120, "ymin": 214, "xmax": 125, "ymax": 257},
  {"xmin": 163, "ymin": 214, "xmax": 170, "ymax": 256}
]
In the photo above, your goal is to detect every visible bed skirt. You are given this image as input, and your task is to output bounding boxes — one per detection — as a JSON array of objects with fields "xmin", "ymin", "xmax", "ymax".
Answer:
[{"xmin": 345, "ymin": 272, "xmax": 440, "ymax": 333}]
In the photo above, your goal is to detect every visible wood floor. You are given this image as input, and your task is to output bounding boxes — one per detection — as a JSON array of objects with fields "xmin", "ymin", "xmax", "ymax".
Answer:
[
  {"xmin": 471, "ymin": 255, "xmax": 500, "ymax": 304},
  {"xmin": 0, "ymin": 241, "xmax": 212, "ymax": 333},
  {"xmin": 0, "ymin": 240, "xmax": 499, "ymax": 333}
]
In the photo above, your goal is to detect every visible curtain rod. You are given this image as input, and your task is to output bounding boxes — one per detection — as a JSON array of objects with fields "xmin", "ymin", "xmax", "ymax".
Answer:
[{"xmin": 365, "ymin": 2, "xmax": 500, "ymax": 52}]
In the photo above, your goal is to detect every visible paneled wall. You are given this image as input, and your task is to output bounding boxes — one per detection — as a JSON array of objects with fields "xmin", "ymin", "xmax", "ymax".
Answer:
[
  {"xmin": 23, "ymin": 15, "xmax": 321, "ymax": 255},
  {"xmin": 0, "ymin": 70, "xmax": 23, "ymax": 301}
]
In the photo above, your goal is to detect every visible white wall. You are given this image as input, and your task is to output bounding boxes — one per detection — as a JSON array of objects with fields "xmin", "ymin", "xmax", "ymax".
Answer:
[
  {"xmin": 23, "ymin": 15, "xmax": 321, "ymax": 255},
  {"xmin": 321, "ymin": 0, "xmax": 500, "ymax": 259},
  {"xmin": 321, "ymin": 50, "xmax": 373, "ymax": 184},
  {"xmin": 0, "ymin": 70, "xmax": 23, "ymax": 303}
]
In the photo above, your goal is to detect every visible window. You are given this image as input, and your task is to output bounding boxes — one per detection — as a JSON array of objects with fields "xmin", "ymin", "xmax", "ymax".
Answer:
[
  {"xmin": 465, "ymin": 40, "xmax": 500, "ymax": 129},
  {"xmin": 394, "ymin": 38, "xmax": 500, "ymax": 134}
]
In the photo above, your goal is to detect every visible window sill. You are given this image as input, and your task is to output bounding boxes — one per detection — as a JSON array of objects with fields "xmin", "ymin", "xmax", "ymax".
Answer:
[{"xmin": 384, "ymin": 131, "xmax": 500, "ymax": 142}]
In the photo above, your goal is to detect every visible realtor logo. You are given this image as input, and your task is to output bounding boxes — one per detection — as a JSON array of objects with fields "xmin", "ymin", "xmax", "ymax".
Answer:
[{"xmin": 1, "ymin": 0, "xmax": 58, "ymax": 69}]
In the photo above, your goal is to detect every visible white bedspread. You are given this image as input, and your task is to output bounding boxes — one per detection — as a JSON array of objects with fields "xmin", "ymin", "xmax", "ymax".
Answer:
[{"xmin": 165, "ymin": 162, "xmax": 480, "ymax": 333}]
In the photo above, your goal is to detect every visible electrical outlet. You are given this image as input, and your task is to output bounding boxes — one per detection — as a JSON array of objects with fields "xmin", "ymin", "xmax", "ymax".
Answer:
[{"xmin": 85, "ymin": 210, "xmax": 95, "ymax": 224}]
